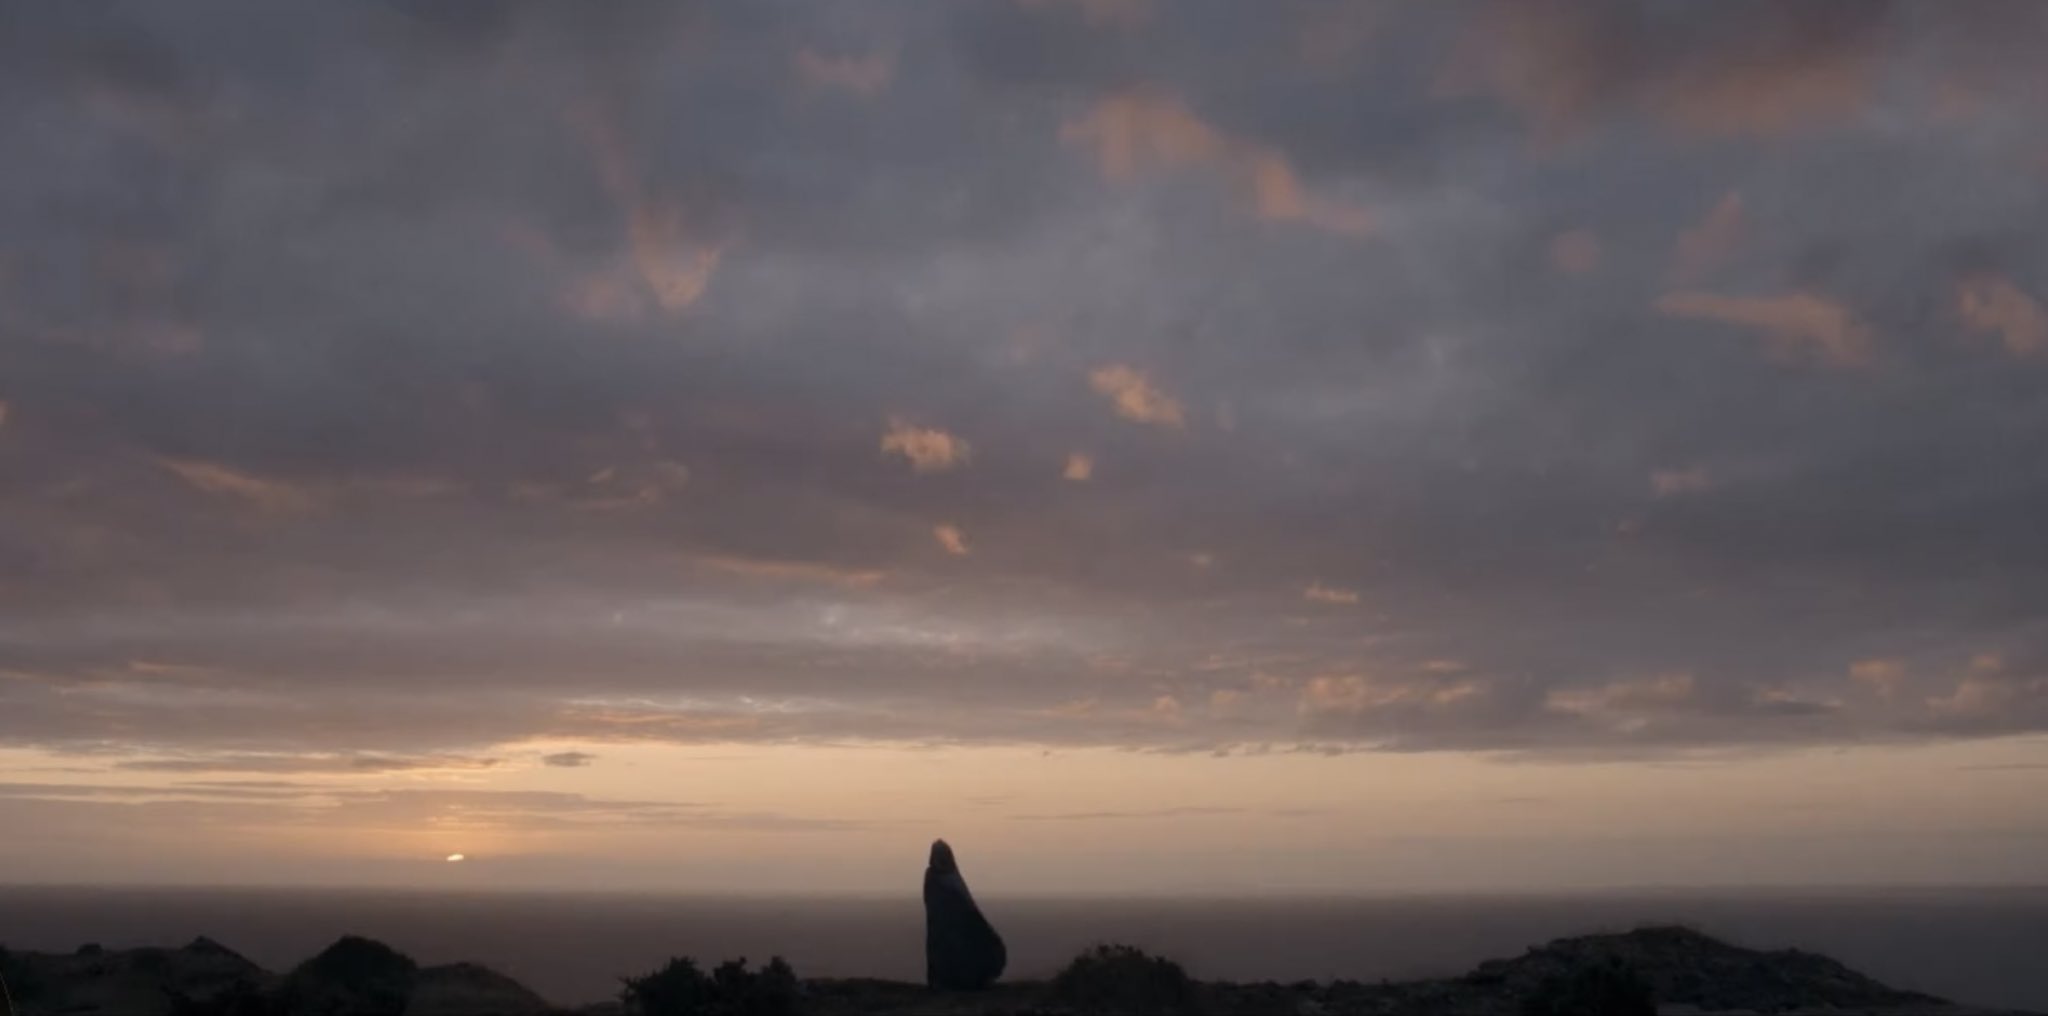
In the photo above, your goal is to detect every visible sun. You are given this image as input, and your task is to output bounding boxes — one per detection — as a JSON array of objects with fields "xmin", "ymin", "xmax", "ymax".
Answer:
[{"xmin": 445, "ymin": 853, "xmax": 466, "ymax": 863}]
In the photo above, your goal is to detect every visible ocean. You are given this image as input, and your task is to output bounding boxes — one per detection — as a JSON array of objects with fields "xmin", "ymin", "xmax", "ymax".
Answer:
[{"xmin": 2, "ymin": 886, "xmax": 2045, "ymax": 1010}]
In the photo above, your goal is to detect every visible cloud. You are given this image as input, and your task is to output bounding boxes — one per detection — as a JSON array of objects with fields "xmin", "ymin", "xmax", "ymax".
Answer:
[
  {"xmin": 514, "ymin": 460, "xmax": 691, "ymax": 511},
  {"xmin": 880, "ymin": 418, "xmax": 973, "ymax": 472},
  {"xmin": 1061, "ymin": 92, "xmax": 1221, "ymax": 182},
  {"xmin": 933, "ymin": 524, "xmax": 970, "ymax": 556},
  {"xmin": 795, "ymin": 48, "xmax": 895, "ymax": 97},
  {"xmin": 1850, "ymin": 659, "xmax": 1907, "ymax": 700},
  {"xmin": 1547, "ymin": 229, "xmax": 1601, "ymax": 275},
  {"xmin": 1655, "ymin": 291, "xmax": 1873, "ymax": 368},
  {"xmin": 1442, "ymin": 1, "xmax": 1888, "ymax": 139},
  {"xmin": 1927, "ymin": 675, "xmax": 2046, "ymax": 719},
  {"xmin": 0, "ymin": 782, "xmax": 868, "ymax": 833},
  {"xmin": 1008, "ymin": 806, "xmax": 1259, "ymax": 821},
  {"xmin": 115, "ymin": 753, "xmax": 503, "ymax": 774},
  {"xmin": 156, "ymin": 459, "xmax": 319, "ymax": 514},
  {"xmin": 1018, "ymin": 0, "xmax": 1151, "ymax": 30},
  {"xmin": 630, "ymin": 224, "xmax": 723, "ymax": 314},
  {"xmin": 568, "ymin": 102, "xmax": 725, "ymax": 316},
  {"xmin": 1299, "ymin": 674, "xmax": 1486, "ymax": 718},
  {"xmin": 1545, "ymin": 674, "xmax": 1698, "ymax": 725},
  {"xmin": 1207, "ymin": 688, "xmax": 1248, "ymax": 718},
  {"xmin": 1302, "ymin": 582, "xmax": 1360, "ymax": 605},
  {"xmin": 1062, "ymin": 452, "xmax": 1094, "ymax": 481},
  {"xmin": 1671, "ymin": 193, "xmax": 1745, "ymax": 283},
  {"xmin": 1957, "ymin": 275, "xmax": 2048, "ymax": 358},
  {"xmin": 1061, "ymin": 92, "xmax": 1371, "ymax": 235},
  {"xmin": 693, "ymin": 555, "xmax": 887, "ymax": 588},
  {"xmin": 542, "ymin": 751, "xmax": 597, "ymax": 768},
  {"xmin": 1087, "ymin": 364, "xmax": 1185, "ymax": 428},
  {"xmin": 1650, "ymin": 467, "xmax": 1712, "ymax": 498},
  {"xmin": 3, "ymin": 0, "xmax": 2048, "ymax": 770}
]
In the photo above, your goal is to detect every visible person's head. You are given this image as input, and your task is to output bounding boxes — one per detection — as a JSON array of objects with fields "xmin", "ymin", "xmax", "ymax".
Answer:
[{"xmin": 929, "ymin": 839, "xmax": 958, "ymax": 873}]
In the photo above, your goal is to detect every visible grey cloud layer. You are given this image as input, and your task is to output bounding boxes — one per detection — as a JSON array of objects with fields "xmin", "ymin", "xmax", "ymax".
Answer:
[{"xmin": 3, "ymin": 0, "xmax": 2047, "ymax": 760}]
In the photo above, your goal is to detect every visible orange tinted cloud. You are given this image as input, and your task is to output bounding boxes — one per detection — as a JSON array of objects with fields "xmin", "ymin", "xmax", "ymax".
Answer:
[
  {"xmin": 1300, "ymin": 674, "xmax": 1481, "ymax": 715},
  {"xmin": 695, "ymin": 554, "xmax": 886, "ymax": 588},
  {"xmin": 1442, "ymin": 1, "xmax": 1882, "ymax": 139},
  {"xmin": 1062, "ymin": 92, "xmax": 1223, "ymax": 182},
  {"xmin": 631, "ymin": 219, "xmax": 722, "ymax": 313},
  {"xmin": 1657, "ymin": 34, "xmax": 1878, "ymax": 137},
  {"xmin": 512, "ymin": 460, "xmax": 690, "ymax": 511},
  {"xmin": 158, "ymin": 458, "xmax": 318, "ymax": 514},
  {"xmin": 1303, "ymin": 582, "xmax": 1360, "ymax": 605},
  {"xmin": 565, "ymin": 269, "xmax": 645, "ymax": 322},
  {"xmin": 1062, "ymin": 93, "xmax": 1370, "ymax": 235},
  {"xmin": 1547, "ymin": 229, "xmax": 1602, "ymax": 275},
  {"xmin": 1063, "ymin": 452, "xmax": 1095, "ymax": 481},
  {"xmin": 933, "ymin": 524, "xmax": 970, "ymax": 556},
  {"xmin": 569, "ymin": 104, "xmax": 724, "ymax": 316},
  {"xmin": 1546, "ymin": 673, "xmax": 1697, "ymax": 719},
  {"xmin": 880, "ymin": 418, "xmax": 973, "ymax": 473},
  {"xmin": 1656, "ymin": 291, "xmax": 1872, "ymax": 368},
  {"xmin": 578, "ymin": 460, "xmax": 690, "ymax": 510},
  {"xmin": 1850, "ymin": 658, "xmax": 1906, "ymax": 700},
  {"xmin": 1649, "ymin": 466, "xmax": 1712, "ymax": 498},
  {"xmin": 795, "ymin": 48, "xmax": 895, "ymax": 97},
  {"xmin": 1927, "ymin": 674, "xmax": 2045, "ymax": 717},
  {"xmin": 1957, "ymin": 275, "xmax": 2048, "ymax": 358},
  {"xmin": 1244, "ymin": 152, "xmax": 1375, "ymax": 235},
  {"xmin": 1088, "ymin": 364, "xmax": 1185, "ymax": 428},
  {"xmin": 1672, "ymin": 193, "xmax": 1745, "ymax": 283}
]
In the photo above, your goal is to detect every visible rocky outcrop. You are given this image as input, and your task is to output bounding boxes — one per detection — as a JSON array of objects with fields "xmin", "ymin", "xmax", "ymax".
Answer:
[
  {"xmin": 0, "ymin": 935, "xmax": 551, "ymax": 1016},
  {"xmin": 1460, "ymin": 925, "xmax": 1951, "ymax": 1013},
  {"xmin": 0, "ymin": 936, "xmax": 273, "ymax": 1015},
  {"xmin": 2, "ymin": 924, "xmax": 2032, "ymax": 1016},
  {"xmin": 801, "ymin": 927, "xmax": 2030, "ymax": 1015},
  {"xmin": 277, "ymin": 935, "xmax": 418, "ymax": 1016},
  {"xmin": 407, "ymin": 961, "xmax": 551, "ymax": 1016}
]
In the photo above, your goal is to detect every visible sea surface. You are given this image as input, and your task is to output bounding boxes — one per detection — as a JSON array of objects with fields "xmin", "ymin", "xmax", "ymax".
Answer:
[{"xmin": 2, "ymin": 886, "xmax": 2045, "ymax": 1010}]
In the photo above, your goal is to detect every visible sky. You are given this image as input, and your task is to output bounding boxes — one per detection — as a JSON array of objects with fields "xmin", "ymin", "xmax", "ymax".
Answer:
[{"xmin": 3, "ymin": 0, "xmax": 2048, "ymax": 894}]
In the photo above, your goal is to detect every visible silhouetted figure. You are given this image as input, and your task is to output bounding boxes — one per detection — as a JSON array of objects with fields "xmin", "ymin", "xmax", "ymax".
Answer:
[{"xmin": 923, "ymin": 839, "xmax": 1006, "ymax": 990}]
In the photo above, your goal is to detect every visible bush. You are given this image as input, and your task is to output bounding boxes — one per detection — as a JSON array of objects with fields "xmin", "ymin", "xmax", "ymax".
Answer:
[
  {"xmin": 621, "ymin": 955, "xmax": 801, "ymax": 1016},
  {"xmin": 166, "ymin": 980, "xmax": 281, "ymax": 1016},
  {"xmin": 1, "ymin": 945, "xmax": 43, "ymax": 1003},
  {"xmin": 1518, "ymin": 958, "xmax": 1656, "ymax": 1016},
  {"xmin": 1053, "ymin": 944, "xmax": 1198, "ymax": 1015}
]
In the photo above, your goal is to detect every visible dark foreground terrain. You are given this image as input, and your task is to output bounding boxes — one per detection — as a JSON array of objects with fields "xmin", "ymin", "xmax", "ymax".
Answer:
[{"xmin": 1, "ymin": 925, "xmax": 2033, "ymax": 1015}]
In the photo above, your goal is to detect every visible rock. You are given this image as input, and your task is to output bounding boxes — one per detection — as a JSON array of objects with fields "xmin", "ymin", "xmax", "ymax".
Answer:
[
  {"xmin": 0, "ymin": 937, "xmax": 272, "ymax": 1015},
  {"xmin": 923, "ymin": 839, "xmax": 1007, "ymax": 991},
  {"xmin": 408, "ymin": 961, "xmax": 553, "ymax": 1015},
  {"xmin": 278, "ymin": 935, "xmax": 419, "ymax": 1016},
  {"xmin": 1461, "ymin": 926, "xmax": 1954, "ymax": 1014}
]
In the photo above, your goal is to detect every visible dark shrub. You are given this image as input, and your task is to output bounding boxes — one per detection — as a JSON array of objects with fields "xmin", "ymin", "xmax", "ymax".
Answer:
[
  {"xmin": 621, "ymin": 955, "xmax": 801, "ymax": 1016},
  {"xmin": 1519, "ymin": 958, "xmax": 1656, "ymax": 1016},
  {"xmin": 1, "ymin": 946, "xmax": 43, "ymax": 1003},
  {"xmin": 1053, "ymin": 944, "xmax": 1198, "ymax": 1015},
  {"xmin": 166, "ymin": 980, "xmax": 281, "ymax": 1016}
]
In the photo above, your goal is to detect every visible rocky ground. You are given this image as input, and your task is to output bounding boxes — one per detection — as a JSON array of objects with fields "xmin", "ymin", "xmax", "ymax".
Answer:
[{"xmin": 0, "ymin": 925, "xmax": 2033, "ymax": 1015}]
